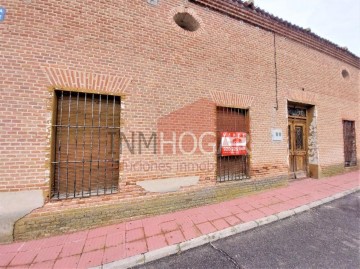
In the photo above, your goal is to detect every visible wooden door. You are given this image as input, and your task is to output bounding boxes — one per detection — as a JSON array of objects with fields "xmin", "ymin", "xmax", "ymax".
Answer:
[
  {"xmin": 288, "ymin": 119, "xmax": 307, "ymax": 177},
  {"xmin": 343, "ymin": 120, "xmax": 357, "ymax": 167}
]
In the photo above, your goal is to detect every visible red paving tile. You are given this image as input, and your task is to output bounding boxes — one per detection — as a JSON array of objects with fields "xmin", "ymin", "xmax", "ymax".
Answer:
[
  {"xmin": 102, "ymin": 244, "xmax": 126, "ymax": 264},
  {"xmin": 181, "ymin": 225, "xmax": 201, "ymax": 241},
  {"xmin": 53, "ymin": 255, "xmax": 80, "ymax": 269},
  {"xmin": 3, "ymin": 266, "xmax": 29, "ymax": 269},
  {"xmin": 125, "ymin": 240, "xmax": 147, "ymax": 257},
  {"xmin": 0, "ymin": 252, "xmax": 16, "ymax": 267},
  {"xmin": 165, "ymin": 230, "xmax": 185, "ymax": 245},
  {"xmin": 9, "ymin": 250, "xmax": 38, "ymax": 266},
  {"xmin": 146, "ymin": 234, "xmax": 168, "ymax": 251},
  {"xmin": 258, "ymin": 206, "xmax": 278, "ymax": 215},
  {"xmin": 236, "ymin": 212, "xmax": 256, "ymax": 222},
  {"xmin": 77, "ymin": 249, "xmax": 104, "ymax": 269},
  {"xmin": 125, "ymin": 220, "xmax": 143, "ymax": 230},
  {"xmin": 246, "ymin": 200, "xmax": 264, "ymax": 209},
  {"xmin": 107, "ymin": 223, "xmax": 126, "ymax": 234},
  {"xmin": 126, "ymin": 228, "xmax": 145, "ymax": 243},
  {"xmin": 268, "ymin": 203, "xmax": 292, "ymax": 212},
  {"xmin": 228, "ymin": 205, "xmax": 245, "ymax": 214},
  {"xmin": 156, "ymin": 213, "xmax": 176, "ymax": 223},
  {"xmin": 0, "ymin": 243, "xmax": 23, "ymax": 254},
  {"xmin": 87, "ymin": 227, "xmax": 109, "ymax": 239},
  {"xmin": 160, "ymin": 221, "xmax": 179, "ymax": 233},
  {"xmin": 188, "ymin": 213, "xmax": 208, "ymax": 224},
  {"xmin": 248, "ymin": 209, "xmax": 273, "ymax": 219},
  {"xmin": 225, "ymin": 215, "xmax": 242, "ymax": 226},
  {"xmin": 67, "ymin": 230, "xmax": 88, "ymax": 242},
  {"xmin": 197, "ymin": 222, "xmax": 217, "ymax": 235},
  {"xmin": 176, "ymin": 217, "xmax": 194, "ymax": 228},
  {"xmin": 105, "ymin": 231, "xmax": 125, "ymax": 248},
  {"xmin": 214, "ymin": 208, "xmax": 233, "ymax": 218},
  {"xmin": 43, "ymin": 235, "xmax": 68, "ymax": 248},
  {"xmin": 18, "ymin": 240, "xmax": 45, "ymax": 253},
  {"xmin": 60, "ymin": 240, "xmax": 85, "ymax": 258},
  {"xmin": 237, "ymin": 202, "xmax": 255, "ymax": 212},
  {"xmin": 143, "ymin": 223, "xmax": 162, "ymax": 237},
  {"xmin": 1, "ymin": 171, "xmax": 358, "ymax": 269},
  {"xmin": 212, "ymin": 219, "xmax": 230, "ymax": 230},
  {"xmin": 83, "ymin": 236, "xmax": 106, "ymax": 252},
  {"xmin": 29, "ymin": 260, "xmax": 54, "ymax": 269},
  {"xmin": 33, "ymin": 245, "xmax": 62, "ymax": 263},
  {"xmin": 203, "ymin": 210, "xmax": 222, "ymax": 222}
]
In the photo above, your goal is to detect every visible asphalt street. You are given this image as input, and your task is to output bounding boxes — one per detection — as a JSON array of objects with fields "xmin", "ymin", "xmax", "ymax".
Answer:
[{"xmin": 134, "ymin": 192, "xmax": 360, "ymax": 269}]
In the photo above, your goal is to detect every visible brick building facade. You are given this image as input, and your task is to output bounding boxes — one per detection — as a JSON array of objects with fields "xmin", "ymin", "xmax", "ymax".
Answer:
[{"xmin": 0, "ymin": 0, "xmax": 359, "ymax": 241}]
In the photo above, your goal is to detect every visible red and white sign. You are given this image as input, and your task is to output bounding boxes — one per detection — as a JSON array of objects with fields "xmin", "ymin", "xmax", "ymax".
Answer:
[{"xmin": 221, "ymin": 132, "xmax": 247, "ymax": 156}]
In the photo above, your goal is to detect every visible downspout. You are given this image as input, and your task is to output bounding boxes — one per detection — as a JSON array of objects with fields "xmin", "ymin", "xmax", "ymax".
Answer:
[{"xmin": 273, "ymin": 32, "xmax": 279, "ymax": 110}]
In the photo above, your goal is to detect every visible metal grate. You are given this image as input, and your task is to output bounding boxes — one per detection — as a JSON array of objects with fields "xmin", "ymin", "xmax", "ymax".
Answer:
[
  {"xmin": 343, "ymin": 120, "xmax": 357, "ymax": 167},
  {"xmin": 288, "ymin": 107, "xmax": 306, "ymax": 118},
  {"xmin": 216, "ymin": 107, "xmax": 250, "ymax": 182},
  {"xmin": 295, "ymin": 126, "xmax": 304, "ymax": 150},
  {"xmin": 52, "ymin": 90, "xmax": 121, "ymax": 199}
]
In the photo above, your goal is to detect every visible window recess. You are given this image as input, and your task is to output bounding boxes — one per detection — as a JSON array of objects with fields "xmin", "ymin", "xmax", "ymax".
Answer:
[{"xmin": 52, "ymin": 90, "xmax": 121, "ymax": 199}]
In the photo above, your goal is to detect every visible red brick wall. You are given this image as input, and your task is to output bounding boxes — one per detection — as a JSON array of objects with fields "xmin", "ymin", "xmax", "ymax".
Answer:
[{"xmin": 0, "ymin": 0, "xmax": 359, "ymax": 205}]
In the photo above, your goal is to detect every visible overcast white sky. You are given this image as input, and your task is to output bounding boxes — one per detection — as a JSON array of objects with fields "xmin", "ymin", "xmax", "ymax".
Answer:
[{"xmin": 255, "ymin": 0, "xmax": 360, "ymax": 56}]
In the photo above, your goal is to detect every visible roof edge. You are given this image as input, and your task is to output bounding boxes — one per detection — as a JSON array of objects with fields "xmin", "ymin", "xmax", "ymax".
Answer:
[{"xmin": 190, "ymin": 0, "xmax": 360, "ymax": 68}]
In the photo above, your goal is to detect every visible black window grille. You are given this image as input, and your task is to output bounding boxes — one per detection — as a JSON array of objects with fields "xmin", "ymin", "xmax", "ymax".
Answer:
[
  {"xmin": 288, "ymin": 107, "xmax": 306, "ymax": 118},
  {"xmin": 216, "ymin": 107, "xmax": 250, "ymax": 182},
  {"xmin": 295, "ymin": 126, "xmax": 304, "ymax": 150},
  {"xmin": 52, "ymin": 90, "xmax": 121, "ymax": 199},
  {"xmin": 343, "ymin": 120, "xmax": 357, "ymax": 167}
]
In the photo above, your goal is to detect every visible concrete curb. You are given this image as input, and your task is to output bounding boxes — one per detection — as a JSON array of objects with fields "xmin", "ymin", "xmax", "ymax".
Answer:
[{"xmin": 94, "ymin": 187, "xmax": 359, "ymax": 269}]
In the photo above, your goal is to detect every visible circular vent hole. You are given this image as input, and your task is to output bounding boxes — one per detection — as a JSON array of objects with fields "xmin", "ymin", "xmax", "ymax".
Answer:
[
  {"xmin": 173, "ymin": 12, "xmax": 200, "ymax": 32},
  {"xmin": 342, "ymin": 69, "xmax": 350, "ymax": 79}
]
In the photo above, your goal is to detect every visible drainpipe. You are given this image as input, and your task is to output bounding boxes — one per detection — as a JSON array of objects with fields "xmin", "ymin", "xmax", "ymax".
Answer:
[{"xmin": 273, "ymin": 32, "xmax": 279, "ymax": 110}]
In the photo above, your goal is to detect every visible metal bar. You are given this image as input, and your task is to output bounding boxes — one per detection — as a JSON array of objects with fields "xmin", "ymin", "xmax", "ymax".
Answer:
[
  {"xmin": 52, "ymin": 160, "xmax": 120, "ymax": 164},
  {"xmin": 222, "ymin": 108, "xmax": 227, "ymax": 181},
  {"xmin": 227, "ymin": 107, "xmax": 229, "ymax": 181},
  {"xmin": 104, "ymin": 95, "xmax": 109, "ymax": 193},
  {"xmin": 97, "ymin": 95, "xmax": 102, "ymax": 195},
  {"xmin": 53, "ymin": 125, "xmax": 120, "ymax": 129},
  {"xmin": 73, "ymin": 92, "xmax": 80, "ymax": 198},
  {"xmin": 115, "ymin": 96, "xmax": 121, "ymax": 193},
  {"xmin": 245, "ymin": 109, "xmax": 248, "ymax": 177},
  {"xmin": 81, "ymin": 93, "xmax": 87, "ymax": 197},
  {"xmin": 88, "ymin": 94, "xmax": 95, "ymax": 196},
  {"xmin": 65, "ymin": 92, "xmax": 72, "ymax": 198},
  {"xmin": 236, "ymin": 108, "xmax": 239, "ymax": 180},
  {"xmin": 218, "ymin": 154, "xmax": 221, "ymax": 182},
  {"xmin": 56, "ymin": 91, "xmax": 64, "ymax": 199},
  {"xmin": 111, "ymin": 95, "xmax": 115, "ymax": 190}
]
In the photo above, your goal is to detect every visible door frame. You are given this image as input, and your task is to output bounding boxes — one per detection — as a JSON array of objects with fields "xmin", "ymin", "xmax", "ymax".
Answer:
[{"xmin": 287, "ymin": 102, "xmax": 309, "ymax": 179}]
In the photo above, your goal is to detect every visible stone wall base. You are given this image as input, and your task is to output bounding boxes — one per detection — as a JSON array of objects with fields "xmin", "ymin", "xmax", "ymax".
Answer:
[
  {"xmin": 14, "ymin": 175, "xmax": 288, "ymax": 241},
  {"xmin": 320, "ymin": 163, "xmax": 359, "ymax": 178}
]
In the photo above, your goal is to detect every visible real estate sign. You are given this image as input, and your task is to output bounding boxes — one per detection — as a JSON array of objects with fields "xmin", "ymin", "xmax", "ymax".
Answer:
[{"xmin": 221, "ymin": 132, "xmax": 247, "ymax": 156}]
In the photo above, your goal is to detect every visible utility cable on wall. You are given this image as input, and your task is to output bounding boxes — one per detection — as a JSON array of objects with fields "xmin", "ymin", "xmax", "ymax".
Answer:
[{"xmin": 273, "ymin": 32, "xmax": 279, "ymax": 110}]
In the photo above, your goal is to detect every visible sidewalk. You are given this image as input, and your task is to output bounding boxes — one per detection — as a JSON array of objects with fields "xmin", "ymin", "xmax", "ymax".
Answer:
[{"xmin": 0, "ymin": 171, "xmax": 359, "ymax": 269}]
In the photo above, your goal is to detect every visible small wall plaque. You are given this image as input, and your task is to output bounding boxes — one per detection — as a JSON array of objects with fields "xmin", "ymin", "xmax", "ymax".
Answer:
[{"xmin": 271, "ymin": 128, "xmax": 283, "ymax": 141}]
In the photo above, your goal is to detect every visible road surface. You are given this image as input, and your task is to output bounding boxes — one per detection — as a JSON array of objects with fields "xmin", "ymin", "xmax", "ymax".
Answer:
[{"xmin": 134, "ymin": 192, "xmax": 360, "ymax": 269}]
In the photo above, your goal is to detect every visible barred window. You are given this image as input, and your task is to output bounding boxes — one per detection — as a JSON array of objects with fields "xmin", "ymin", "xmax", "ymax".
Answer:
[
  {"xmin": 216, "ymin": 107, "xmax": 250, "ymax": 182},
  {"xmin": 52, "ymin": 90, "xmax": 121, "ymax": 199}
]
